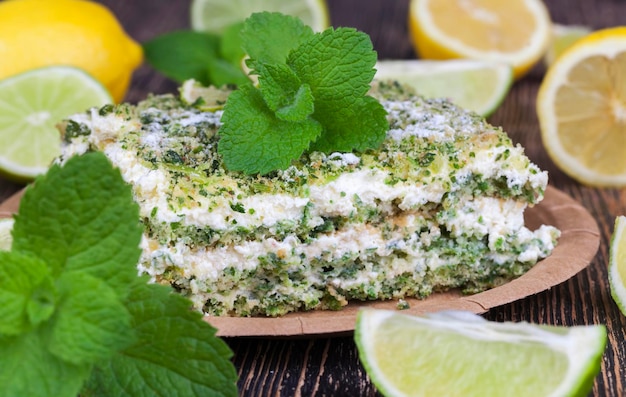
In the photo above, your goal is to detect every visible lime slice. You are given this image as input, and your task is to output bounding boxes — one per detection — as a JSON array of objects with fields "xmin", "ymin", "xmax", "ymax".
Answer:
[
  {"xmin": 0, "ymin": 218, "xmax": 14, "ymax": 251},
  {"xmin": 190, "ymin": 0, "xmax": 330, "ymax": 34},
  {"xmin": 355, "ymin": 309, "xmax": 606, "ymax": 397},
  {"xmin": 374, "ymin": 59, "xmax": 513, "ymax": 117},
  {"xmin": 179, "ymin": 79, "xmax": 231, "ymax": 111},
  {"xmin": 609, "ymin": 216, "xmax": 626, "ymax": 314},
  {"xmin": 0, "ymin": 66, "xmax": 112, "ymax": 182},
  {"xmin": 544, "ymin": 24, "xmax": 591, "ymax": 66}
]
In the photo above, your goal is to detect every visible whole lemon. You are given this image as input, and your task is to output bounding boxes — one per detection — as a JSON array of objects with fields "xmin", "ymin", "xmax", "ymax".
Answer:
[{"xmin": 0, "ymin": 0, "xmax": 142, "ymax": 103}]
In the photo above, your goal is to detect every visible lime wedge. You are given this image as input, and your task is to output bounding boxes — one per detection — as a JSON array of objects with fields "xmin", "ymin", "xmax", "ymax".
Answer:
[
  {"xmin": 355, "ymin": 309, "xmax": 606, "ymax": 397},
  {"xmin": 0, "ymin": 218, "xmax": 14, "ymax": 251},
  {"xmin": 374, "ymin": 59, "xmax": 513, "ymax": 117},
  {"xmin": 190, "ymin": 0, "xmax": 330, "ymax": 33},
  {"xmin": 179, "ymin": 79, "xmax": 231, "ymax": 111},
  {"xmin": 544, "ymin": 24, "xmax": 591, "ymax": 66},
  {"xmin": 0, "ymin": 66, "xmax": 112, "ymax": 182},
  {"xmin": 609, "ymin": 216, "xmax": 626, "ymax": 314}
]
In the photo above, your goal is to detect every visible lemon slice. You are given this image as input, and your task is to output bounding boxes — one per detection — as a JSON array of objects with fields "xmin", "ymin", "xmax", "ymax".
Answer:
[
  {"xmin": 190, "ymin": 0, "xmax": 330, "ymax": 33},
  {"xmin": 0, "ymin": 218, "xmax": 14, "ymax": 251},
  {"xmin": 408, "ymin": 0, "xmax": 552, "ymax": 79},
  {"xmin": 537, "ymin": 27, "xmax": 626, "ymax": 187},
  {"xmin": 355, "ymin": 309, "xmax": 606, "ymax": 397},
  {"xmin": 0, "ymin": 66, "xmax": 112, "ymax": 182},
  {"xmin": 609, "ymin": 216, "xmax": 626, "ymax": 315},
  {"xmin": 374, "ymin": 59, "xmax": 513, "ymax": 116},
  {"xmin": 544, "ymin": 24, "xmax": 592, "ymax": 66}
]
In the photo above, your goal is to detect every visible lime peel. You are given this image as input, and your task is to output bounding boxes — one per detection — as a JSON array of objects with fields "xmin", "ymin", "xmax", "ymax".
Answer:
[{"xmin": 609, "ymin": 216, "xmax": 626, "ymax": 315}]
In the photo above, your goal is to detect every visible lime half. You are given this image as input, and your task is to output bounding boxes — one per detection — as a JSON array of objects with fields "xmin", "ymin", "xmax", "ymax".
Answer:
[
  {"xmin": 0, "ymin": 218, "xmax": 14, "ymax": 251},
  {"xmin": 374, "ymin": 59, "xmax": 513, "ymax": 117},
  {"xmin": 609, "ymin": 216, "xmax": 626, "ymax": 315},
  {"xmin": 355, "ymin": 309, "xmax": 606, "ymax": 397},
  {"xmin": 0, "ymin": 66, "xmax": 112, "ymax": 182},
  {"xmin": 190, "ymin": 0, "xmax": 330, "ymax": 33}
]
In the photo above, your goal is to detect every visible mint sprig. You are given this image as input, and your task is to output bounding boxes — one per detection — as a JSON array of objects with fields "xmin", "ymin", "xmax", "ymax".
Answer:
[
  {"xmin": 218, "ymin": 12, "xmax": 389, "ymax": 175},
  {"xmin": 0, "ymin": 152, "xmax": 237, "ymax": 397}
]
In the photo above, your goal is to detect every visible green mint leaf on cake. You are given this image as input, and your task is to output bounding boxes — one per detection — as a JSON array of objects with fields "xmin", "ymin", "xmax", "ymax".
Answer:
[
  {"xmin": 258, "ymin": 63, "xmax": 315, "ymax": 121},
  {"xmin": 83, "ymin": 281, "xmax": 238, "ymax": 397},
  {"xmin": 219, "ymin": 84, "xmax": 322, "ymax": 174},
  {"xmin": 0, "ymin": 152, "xmax": 237, "ymax": 396},
  {"xmin": 218, "ymin": 12, "xmax": 388, "ymax": 174},
  {"xmin": 240, "ymin": 12, "xmax": 314, "ymax": 70},
  {"xmin": 288, "ymin": 27, "xmax": 389, "ymax": 152}
]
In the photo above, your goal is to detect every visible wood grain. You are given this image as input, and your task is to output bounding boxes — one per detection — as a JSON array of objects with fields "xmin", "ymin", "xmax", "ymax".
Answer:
[{"xmin": 0, "ymin": 0, "xmax": 624, "ymax": 395}]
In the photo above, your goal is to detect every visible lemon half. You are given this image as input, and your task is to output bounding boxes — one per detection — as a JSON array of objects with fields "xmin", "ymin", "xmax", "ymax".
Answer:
[
  {"xmin": 408, "ymin": 0, "xmax": 552, "ymax": 79},
  {"xmin": 537, "ymin": 27, "xmax": 626, "ymax": 187}
]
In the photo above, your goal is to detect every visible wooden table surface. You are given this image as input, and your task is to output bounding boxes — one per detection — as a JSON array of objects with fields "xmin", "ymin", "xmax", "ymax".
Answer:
[{"xmin": 1, "ymin": 0, "xmax": 625, "ymax": 395}]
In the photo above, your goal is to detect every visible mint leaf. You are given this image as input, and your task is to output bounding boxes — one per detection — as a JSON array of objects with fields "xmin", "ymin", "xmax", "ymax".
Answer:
[
  {"xmin": 4, "ymin": 152, "xmax": 238, "ymax": 396},
  {"xmin": 218, "ymin": 13, "xmax": 388, "ymax": 175},
  {"xmin": 258, "ymin": 63, "xmax": 314, "ymax": 121},
  {"xmin": 207, "ymin": 57, "xmax": 250, "ymax": 87},
  {"xmin": 144, "ymin": 29, "xmax": 248, "ymax": 87},
  {"xmin": 25, "ymin": 270, "xmax": 56, "ymax": 328},
  {"xmin": 288, "ymin": 27, "xmax": 388, "ymax": 152},
  {"xmin": 309, "ymin": 95, "xmax": 388, "ymax": 153},
  {"xmin": 218, "ymin": 84, "xmax": 321, "ymax": 174},
  {"xmin": 220, "ymin": 21, "xmax": 246, "ymax": 65},
  {"xmin": 0, "ymin": 331, "xmax": 91, "ymax": 397},
  {"xmin": 276, "ymin": 84, "xmax": 315, "ymax": 121},
  {"xmin": 12, "ymin": 152, "xmax": 143, "ymax": 299},
  {"xmin": 241, "ymin": 12, "xmax": 314, "ymax": 71},
  {"xmin": 290, "ymin": 27, "xmax": 377, "ymax": 99},
  {"xmin": 0, "ymin": 251, "xmax": 55, "ymax": 335},
  {"xmin": 46, "ymin": 272, "xmax": 134, "ymax": 365},
  {"xmin": 82, "ymin": 281, "xmax": 238, "ymax": 397},
  {"xmin": 144, "ymin": 31, "xmax": 221, "ymax": 85}
]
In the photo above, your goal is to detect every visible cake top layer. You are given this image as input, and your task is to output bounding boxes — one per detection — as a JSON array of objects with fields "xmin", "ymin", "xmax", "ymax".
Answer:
[{"xmin": 58, "ymin": 82, "xmax": 548, "ymax": 233}]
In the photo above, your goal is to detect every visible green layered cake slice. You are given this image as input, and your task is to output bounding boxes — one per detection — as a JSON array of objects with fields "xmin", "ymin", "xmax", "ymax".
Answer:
[{"xmin": 57, "ymin": 81, "xmax": 559, "ymax": 317}]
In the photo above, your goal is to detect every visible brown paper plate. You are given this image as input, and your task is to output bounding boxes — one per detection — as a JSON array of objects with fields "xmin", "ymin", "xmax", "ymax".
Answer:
[{"xmin": 0, "ymin": 185, "xmax": 600, "ymax": 337}]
